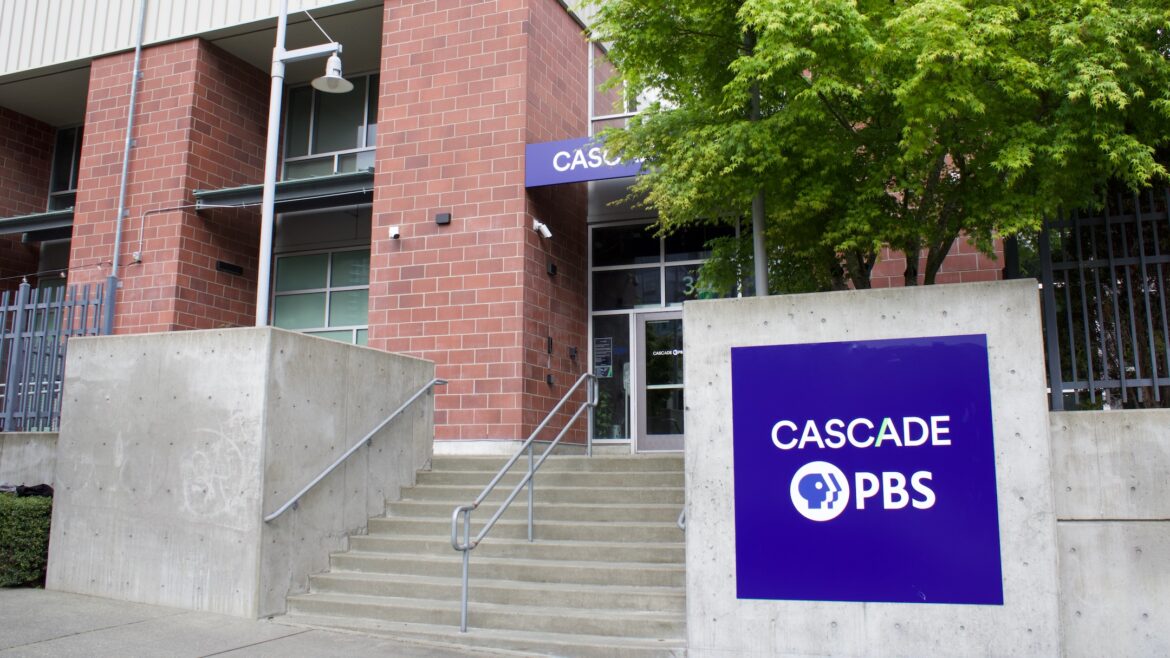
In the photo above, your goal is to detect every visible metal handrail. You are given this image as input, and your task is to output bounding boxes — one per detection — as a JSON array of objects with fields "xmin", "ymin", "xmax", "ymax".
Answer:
[
  {"xmin": 450, "ymin": 372, "xmax": 597, "ymax": 632},
  {"xmin": 264, "ymin": 377, "xmax": 447, "ymax": 523}
]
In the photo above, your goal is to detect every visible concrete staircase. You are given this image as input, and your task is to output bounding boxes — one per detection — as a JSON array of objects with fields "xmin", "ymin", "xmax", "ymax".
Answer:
[{"xmin": 281, "ymin": 454, "xmax": 687, "ymax": 657}]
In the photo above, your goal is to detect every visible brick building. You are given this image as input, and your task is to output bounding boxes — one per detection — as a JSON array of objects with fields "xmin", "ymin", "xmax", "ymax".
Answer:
[{"xmin": 0, "ymin": 0, "xmax": 1002, "ymax": 453}]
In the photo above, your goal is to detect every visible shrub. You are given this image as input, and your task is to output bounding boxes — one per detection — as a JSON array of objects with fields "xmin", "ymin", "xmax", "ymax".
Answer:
[{"xmin": 0, "ymin": 493, "xmax": 53, "ymax": 587}]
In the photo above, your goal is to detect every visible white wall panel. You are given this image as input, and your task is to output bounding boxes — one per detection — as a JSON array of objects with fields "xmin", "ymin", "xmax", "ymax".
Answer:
[{"xmin": 0, "ymin": 0, "xmax": 359, "ymax": 76}]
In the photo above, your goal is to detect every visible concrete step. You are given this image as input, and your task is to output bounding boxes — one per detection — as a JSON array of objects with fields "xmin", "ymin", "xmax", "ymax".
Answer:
[
  {"xmin": 430, "ymin": 455, "xmax": 683, "ymax": 473},
  {"xmin": 283, "ymin": 454, "xmax": 687, "ymax": 656},
  {"xmin": 329, "ymin": 551, "xmax": 686, "ymax": 587},
  {"xmin": 348, "ymin": 534, "xmax": 685, "ymax": 564},
  {"xmin": 366, "ymin": 517, "xmax": 685, "ymax": 543},
  {"xmin": 402, "ymin": 483, "xmax": 685, "ymax": 505},
  {"xmin": 278, "ymin": 614, "xmax": 687, "ymax": 658},
  {"xmin": 417, "ymin": 469, "xmax": 685, "ymax": 488},
  {"xmin": 385, "ymin": 500, "xmax": 683, "ymax": 523},
  {"xmin": 307, "ymin": 572, "xmax": 686, "ymax": 613},
  {"xmin": 286, "ymin": 592, "xmax": 685, "ymax": 640}
]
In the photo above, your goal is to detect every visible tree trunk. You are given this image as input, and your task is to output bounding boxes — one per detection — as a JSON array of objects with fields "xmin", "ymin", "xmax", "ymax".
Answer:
[
  {"xmin": 902, "ymin": 245, "xmax": 920, "ymax": 286},
  {"xmin": 842, "ymin": 248, "xmax": 873, "ymax": 289},
  {"xmin": 923, "ymin": 235, "xmax": 957, "ymax": 286}
]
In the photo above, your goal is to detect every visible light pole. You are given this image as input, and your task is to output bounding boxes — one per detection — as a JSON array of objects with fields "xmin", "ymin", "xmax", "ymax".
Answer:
[{"xmin": 256, "ymin": 0, "xmax": 353, "ymax": 327}]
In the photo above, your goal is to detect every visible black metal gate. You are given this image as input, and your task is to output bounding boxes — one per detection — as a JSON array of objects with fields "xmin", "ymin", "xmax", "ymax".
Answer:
[
  {"xmin": 1, "ymin": 280, "xmax": 108, "ymax": 431},
  {"xmin": 1038, "ymin": 187, "xmax": 1170, "ymax": 410}
]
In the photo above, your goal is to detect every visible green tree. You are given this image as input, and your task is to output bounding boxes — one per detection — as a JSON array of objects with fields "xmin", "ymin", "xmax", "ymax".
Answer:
[{"xmin": 586, "ymin": 0, "xmax": 1170, "ymax": 290}]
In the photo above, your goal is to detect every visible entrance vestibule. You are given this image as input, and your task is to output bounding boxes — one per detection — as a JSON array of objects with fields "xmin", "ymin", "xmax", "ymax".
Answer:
[{"xmin": 588, "ymin": 219, "xmax": 735, "ymax": 452}]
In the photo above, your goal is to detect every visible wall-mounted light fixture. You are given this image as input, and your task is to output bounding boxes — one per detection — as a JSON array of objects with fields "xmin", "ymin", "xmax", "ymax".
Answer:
[{"xmin": 435, "ymin": 212, "xmax": 451, "ymax": 226}]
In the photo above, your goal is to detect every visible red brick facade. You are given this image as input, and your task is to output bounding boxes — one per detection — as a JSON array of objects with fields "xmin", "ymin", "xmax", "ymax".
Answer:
[
  {"xmin": 369, "ymin": 0, "xmax": 588, "ymax": 441},
  {"xmin": 0, "ymin": 107, "xmax": 55, "ymax": 291},
  {"xmin": 68, "ymin": 39, "xmax": 268, "ymax": 332},
  {"xmin": 869, "ymin": 236, "xmax": 1005, "ymax": 288}
]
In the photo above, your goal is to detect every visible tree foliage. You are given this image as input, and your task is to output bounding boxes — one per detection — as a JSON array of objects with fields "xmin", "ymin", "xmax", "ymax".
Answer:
[{"xmin": 586, "ymin": 0, "xmax": 1170, "ymax": 289}]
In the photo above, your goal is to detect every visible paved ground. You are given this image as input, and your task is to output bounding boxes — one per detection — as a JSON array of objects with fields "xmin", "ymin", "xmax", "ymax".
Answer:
[{"xmin": 0, "ymin": 588, "xmax": 484, "ymax": 658}]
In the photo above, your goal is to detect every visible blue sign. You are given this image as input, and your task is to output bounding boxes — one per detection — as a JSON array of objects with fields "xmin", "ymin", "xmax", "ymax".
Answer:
[
  {"xmin": 730, "ymin": 334, "xmax": 1003, "ymax": 605},
  {"xmin": 524, "ymin": 136, "xmax": 643, "ymax": 187}
]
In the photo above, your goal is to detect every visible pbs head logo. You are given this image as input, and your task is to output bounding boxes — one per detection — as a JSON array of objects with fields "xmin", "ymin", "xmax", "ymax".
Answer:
[{"xmin": 790, "ymin": 461, "xmax": 850, "ymax": 521}]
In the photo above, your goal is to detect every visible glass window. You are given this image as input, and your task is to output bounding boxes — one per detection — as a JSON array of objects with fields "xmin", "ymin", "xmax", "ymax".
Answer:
[
  {"xmin": 644, "ymin": 319, "xmax": 684, "ymax": 386},
  {"xmin": 48, "ymin": 127, "xmax": 82, "ymax": 210},
  {"xmin": 273, "ymin": 293, "xmax": 326, "ymax": 329},
  {"xmin": 593, "ymin": 268, "xmax": 661, "ymax": 311},
  {"xmin": 591, "ymin": 224, "xmax": 660, "ymax": 267},
  {"xmin": 275, "ymin": 253, "xmax": 328, "ymax": 292},
  {"xmin": 285, "ymin": 158, "xmax": 336, "ymax": 180},
  {"xmin": 331, "ymin": 250, "xmax": 370, "ymax": 286},
  {"xmin": 365, "ymin": 74, "xmax": 379, "ymax": 147},
  {"xmin": 313, "ymin": 85, "xmax": 366, "ymax": 153},
  {"xmin": 273, "ymin": 247, "xmax": 370, "ymax": 345},
  {"xmin": 665, "ymin": 264, "xmax": 728, "ymax": 304},
  {"xmin": 646, "ymin": 389, "xmax": 685, "ymax": 435},
  {"xmin": 283, "ymin": 73, "xmax": 378, "ymax": 179},
  {"xmin": 592, "ymin": 315, "xmax": 630, "ymax": 440},
  {"xmin": 307, "ymin": 329, "xmax": 356, "ymax": 343},
  {"xmin": 665, "ymin": 223, "xmax": 733, "ymax": 262},
  {"xmin": 329, "ymin": 289, "xmax": 369, "ymax": 326},
  {"xmin": 285, "ymin": 87, "xmax": 312, "ymax": 158}
]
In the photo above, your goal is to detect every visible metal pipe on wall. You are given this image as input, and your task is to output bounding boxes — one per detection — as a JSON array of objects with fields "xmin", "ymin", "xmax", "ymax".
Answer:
[{"xmin": 103, "ymin": 0, "xmax": 149, "ymax": 335}]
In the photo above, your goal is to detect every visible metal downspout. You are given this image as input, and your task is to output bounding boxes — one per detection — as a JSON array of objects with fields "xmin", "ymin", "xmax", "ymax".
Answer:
[{"xmin": 103, "ymin": 0, "xmax": 149, "ymax": 335}]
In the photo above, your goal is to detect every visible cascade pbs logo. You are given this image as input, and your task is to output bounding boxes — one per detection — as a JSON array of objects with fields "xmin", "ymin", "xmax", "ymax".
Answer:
[
  {"xmin": 789, "ymin": 459, "xmax": 938, "ymax": 522},
  {"xmin": 790, "ymin": 461, "xmax": 850, "ymax": 521}
]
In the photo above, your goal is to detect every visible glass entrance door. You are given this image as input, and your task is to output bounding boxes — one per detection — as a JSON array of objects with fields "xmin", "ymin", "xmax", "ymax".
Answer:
[{"xmin": 636, "ymin": 311, "xmax": 684, "ymax": 451}]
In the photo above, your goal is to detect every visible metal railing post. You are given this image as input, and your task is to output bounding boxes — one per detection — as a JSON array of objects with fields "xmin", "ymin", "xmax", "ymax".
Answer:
[
  {"xmin": 527, "ymin": 442, "xmax": 534, "ymax": 542},
  {"xmin": 450, "ymin": 372, "xmax": 595, "ymax": 632},
  {"xmin": 3, "ymin": 280, "xmax": 30, "ymax": 430},
  {"xmin": 1037, "ymin": 223, "xmax": 1065, "ymax": 411},
  {"xmin": 460, "ymin": 511, "xmax": 470, "ymax": 632},
  {"xmin": 587, "ymin": 377, "xmax": 598, "ymax": 457}
]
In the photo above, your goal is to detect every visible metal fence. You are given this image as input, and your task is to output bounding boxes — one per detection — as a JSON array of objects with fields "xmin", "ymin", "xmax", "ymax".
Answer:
[
  {"xmin": 1, "ymin": 280, "xmax": 108, "ymax": 431},
  {"xmin": 1038, "ymin": 187, "xmax": 1170, "ymax": 411}
]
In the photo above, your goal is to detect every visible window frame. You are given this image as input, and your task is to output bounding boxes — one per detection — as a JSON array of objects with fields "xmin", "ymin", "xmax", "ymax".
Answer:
[
  {"xmin": 281, "ymin": 73, "xmax": 379, "ymax": 181},
  {"xmin": 271, "ymin": 245, "xmax": 371, "ymax": 345},
  {"xmin": 48, "ymin": 126, "xmax": 83, "ymax": 211}
]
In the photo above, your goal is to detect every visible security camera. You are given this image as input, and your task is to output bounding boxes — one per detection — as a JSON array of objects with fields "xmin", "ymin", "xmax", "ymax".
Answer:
[
  {"xmin": 532, "ymin": 219, "xmax": 552, "ymax": 239},
  {"xmin": 389, "ymin": 225, "xmax": 400, "ymax": 239}
]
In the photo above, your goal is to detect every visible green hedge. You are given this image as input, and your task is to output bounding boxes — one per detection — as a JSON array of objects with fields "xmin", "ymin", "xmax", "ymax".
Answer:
[{"xmin": 0, "ymin": 493, "xmax": 52, "ymax": 587}]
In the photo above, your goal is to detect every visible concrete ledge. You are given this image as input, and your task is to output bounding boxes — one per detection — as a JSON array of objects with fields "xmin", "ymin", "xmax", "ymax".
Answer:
[
  {"xmin": 433, "ymin": 439, "xmax": 524, "ymax": 456},
  {"xmin": 1059, "ymin": 522, "xmax": 1169, "ymax": 657},
  {"xmin": 1050, "ymin": 409, "xmax": 1170, "ymax": 519},
  {"xmin": 1050, "ymin": 408, "xmax": 1170, "ymax": 655},
  {"xmin": 46, "ymin": 328, "xmax": 435, "ymax": 618},
  {"xmin": 0, "ymin": 432, "xmax": 56, "ymax": 486},
  {"xmin": 432, "ymin": 439, "xmax": 590, "ymax": 456}
]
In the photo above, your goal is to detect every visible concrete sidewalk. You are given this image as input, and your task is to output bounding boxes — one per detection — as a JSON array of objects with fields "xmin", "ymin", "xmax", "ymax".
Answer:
[{"xmin": 0, "ymin": 589, "xmax": 485, "ymax": 657}]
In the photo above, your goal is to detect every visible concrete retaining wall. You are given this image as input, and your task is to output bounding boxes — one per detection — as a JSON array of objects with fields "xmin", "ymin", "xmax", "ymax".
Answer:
[
  {"xmin": 45, "ymin": 328, "xmax": 435, "ymax": 618},
  {"xmin": 1051, "ymin": 410, "xmax": 1170, "ymax": 657},
  {"xmin": 0, "ymin": 432, "xmax": 56, "ymax": 486},
  {"xmin": 684, "ymin": 280, "xmax": 1060, "ymax": 656}
]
